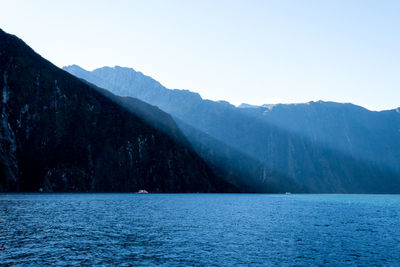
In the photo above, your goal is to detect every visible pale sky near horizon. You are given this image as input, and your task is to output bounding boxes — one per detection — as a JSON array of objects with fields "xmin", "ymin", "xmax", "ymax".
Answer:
[{"xmin": 1, "ymin": 0, "xmax": 399, "ymax": 110}]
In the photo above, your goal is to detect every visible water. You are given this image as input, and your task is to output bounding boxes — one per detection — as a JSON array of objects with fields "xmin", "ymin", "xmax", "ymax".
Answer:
[{"xmin": 1, "ymin": 194, "xmax": 400, "ymax": 266}]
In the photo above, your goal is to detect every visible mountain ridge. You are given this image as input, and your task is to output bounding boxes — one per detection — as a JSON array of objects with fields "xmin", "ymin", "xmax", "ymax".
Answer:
[
  {"xmin": 65, "ymin": 65, "xmax": 399, "ymax": 113},
  {"xmin": 0, "ymin": 29, "xmax": 236, "ymax": 193},
  {"xmin": 64, "ymin": 64, "xmax": 400, "ymax": 193}
]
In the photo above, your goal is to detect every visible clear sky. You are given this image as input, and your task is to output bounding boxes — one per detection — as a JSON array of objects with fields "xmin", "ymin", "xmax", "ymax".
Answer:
[{"xmin": 1, "ymin": 0, "xmax": 399, "ymax": 110}]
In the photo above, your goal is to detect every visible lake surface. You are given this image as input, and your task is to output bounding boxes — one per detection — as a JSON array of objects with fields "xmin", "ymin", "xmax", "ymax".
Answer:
[{"xmin": 1, "ymin": 194, "xmax": 400, "ymax": 266}]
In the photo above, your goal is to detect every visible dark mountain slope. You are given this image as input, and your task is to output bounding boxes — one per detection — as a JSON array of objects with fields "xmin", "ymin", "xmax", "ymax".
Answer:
[
  {"xmin": 64, "ymin": 65, "xmax": 400, "ymax": 193},
  {"xmin": 81, "ymin": 80, "xmax": 191, "ymax": 147},
  {"xmin": 0, "ymin": 29, "xmax": 235, "ymax": 192}
]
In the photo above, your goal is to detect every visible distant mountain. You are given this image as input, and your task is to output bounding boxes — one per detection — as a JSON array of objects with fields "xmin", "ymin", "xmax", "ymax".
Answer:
[
  {"xmin": 63, "ymin": 65, "xmax": 204, "ymax": 117},
  {"xmin": 239, "ymin": 101, "xmax": 400, "ymax": 173},
  {"xmin": 0, "ymin": 29, "xmax": 236, "ymax": 193},
  {"xmin": 64, "ymin": 65, "xmax": 400, "ymax": 193}
]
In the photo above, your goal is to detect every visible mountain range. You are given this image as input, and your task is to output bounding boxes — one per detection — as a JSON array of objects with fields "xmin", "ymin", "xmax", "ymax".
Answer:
[
  {"xmin": 1, "ymin": 27, "xmax": 398, "ymax": 193},
  {"xmin": 64, "ymin": 65, "xmax": 400, "ymax": 193},
  {"xmin": 0, "ymin": 29, "xmax": 235, "ymax": 192}
]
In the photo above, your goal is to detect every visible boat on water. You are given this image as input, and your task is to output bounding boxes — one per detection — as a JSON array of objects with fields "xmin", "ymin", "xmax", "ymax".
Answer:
[
  {"xmin": 285, "ymin": 192, "xmax": 291, "ymax": 195},
  {"xmin": 137, "ymin": 189, "xmax": 149, "ymax": 194}
]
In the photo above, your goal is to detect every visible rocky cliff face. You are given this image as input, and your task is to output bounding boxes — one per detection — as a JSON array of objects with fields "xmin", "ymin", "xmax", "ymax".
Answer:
[
  {"xmin": 64, "ymin": 65, "xmax": 400, "ymax": 193},
  {"xmin": 0, "ymin": 29, "xmax": 235, "ymax": 193}
]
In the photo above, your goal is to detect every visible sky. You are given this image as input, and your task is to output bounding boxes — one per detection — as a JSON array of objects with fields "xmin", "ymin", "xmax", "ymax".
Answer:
[{"xmin": 1, "ymin": 0, "xmax": 399, "ymax": 110}]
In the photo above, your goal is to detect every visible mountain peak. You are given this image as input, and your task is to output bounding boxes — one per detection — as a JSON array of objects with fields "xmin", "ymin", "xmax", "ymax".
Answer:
[
  {"xmin": 1, "ymin": 29, "xmax": 234, "ymax": 193},
  {"xmin": 63, "ymin": 64, "xmax": 84, "ymax": 70}
]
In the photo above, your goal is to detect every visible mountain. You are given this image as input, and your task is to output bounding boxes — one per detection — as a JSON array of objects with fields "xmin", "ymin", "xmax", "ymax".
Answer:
[
  {"xmin": 174, "ymin": 118, "xmax": 309, "ymax": 193},
  {"xmin": 239, "ymin": 101, "xmax": 400, "ymax": 173},
  {"xmin": 64, "ymin": 65, "xmax": 306, "ymax": 192},
  {"xmin": 64, "ymin": 65, "xmax": 400, "ymax": 193},
  {"xmin": 0, "ymin": 29, "xmax": 236, "ymax": 193}
]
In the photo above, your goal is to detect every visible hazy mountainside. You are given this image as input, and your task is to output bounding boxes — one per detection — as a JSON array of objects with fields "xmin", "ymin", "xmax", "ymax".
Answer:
[
  {"xmin": 0, "ymin": 29, "xmax": 235, "ymax": 193},
  {"xmin": 238, "ymin": 101, "xmax": 400, "ymax": 174},
  {"xmin": 64, "ymin": 65, "xmax": 400, "ymax": 193},
  {"xmin": 174, "ymin": 118, "xmax": 309, "ymax": 193}
]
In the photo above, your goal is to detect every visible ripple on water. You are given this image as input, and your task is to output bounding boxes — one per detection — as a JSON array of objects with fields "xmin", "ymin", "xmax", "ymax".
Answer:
[{"xmin": 1, "ymin": 193, "xmax": 400, "ymax": 266}]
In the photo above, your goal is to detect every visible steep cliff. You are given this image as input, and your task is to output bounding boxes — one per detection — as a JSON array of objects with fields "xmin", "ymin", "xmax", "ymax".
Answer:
[{"xmin": 0, "ymin": 29, "xmax": 235, "ymax": 192}]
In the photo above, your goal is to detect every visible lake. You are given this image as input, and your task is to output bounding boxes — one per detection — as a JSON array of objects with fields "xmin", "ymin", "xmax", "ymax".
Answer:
[{"xmin": 1, "ymin": 194, "xmax": 400, "ymax": 266}]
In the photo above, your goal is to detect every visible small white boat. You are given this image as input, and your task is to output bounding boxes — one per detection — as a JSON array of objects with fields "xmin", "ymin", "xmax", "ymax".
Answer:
[
  {"xmin": 137, "ymin": 189, "xmax": 148, "ymax": 194},
  {"xmin": 285, "ymin": 192, "xmax": 291, "ymax": 195}
]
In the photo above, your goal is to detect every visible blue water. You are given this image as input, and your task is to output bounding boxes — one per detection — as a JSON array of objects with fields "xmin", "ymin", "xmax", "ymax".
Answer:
[{"xmin": 1, "ymin": 194, "xmax": 400, "ymax": 266}]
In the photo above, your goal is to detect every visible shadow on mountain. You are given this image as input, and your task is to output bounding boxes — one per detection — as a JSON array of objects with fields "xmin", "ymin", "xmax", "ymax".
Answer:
[
  {"xmin": 176, "ymin": 100, "xmax": 400, "ymax": 193},
  {"xmin": 239, "ymin": 102, "xmax": 400, "ymax": 176},
  {"xmin": 175, "ymin": 118, "xmax": 310, "ymax": 193},
  {"xmin": 0, "ymin": 29, "xmax": 237, "ymax": 193},
  {"xmin": 63, "ymin": 64, "xmax": 400, "ymax": 193}
]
